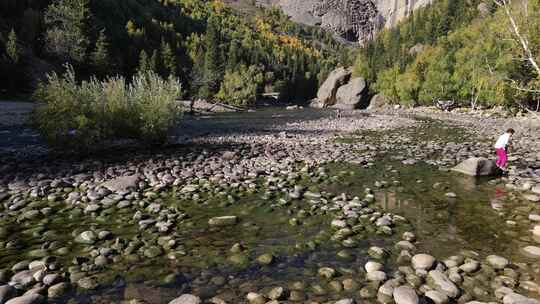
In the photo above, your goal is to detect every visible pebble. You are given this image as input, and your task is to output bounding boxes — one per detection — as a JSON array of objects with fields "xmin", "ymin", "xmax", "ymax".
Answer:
[
  {"xmin": 318, "ymin": 267, "xmax": 336, "ymax": 279},
  {"xmin": 412, "ymin": 254, "xmax": 436, "ymax": 270},
  {"xmin": 168, "ymin": 294, "xmax": 202, "ymax": 304},
  {"xmin": 76, "ymin": 231, "xmax": 96, "ymax": 244},
  {"xmin": 523, "ymin": 194, "xmax": 540, "ymax": 202},
  {"xmin": 367, "ymin": 271, "xmax": 387, "ymax": 282},
  {"xmin": 365, "ymin": 261, "xmax": 383, "ymax": 273},
  {"xmin": 486, "ymin": 255, "xmax": 509, "ymax": 269},
  {"xmin": 208, "ymin": 216, "xmax": 238, "ymax": 227},
  {"xmin": 503, "ymin": 293, "xmax": 540, "ymax": 304},
  {"xmin": 521, "ymin": 246, "xmax": 540, "ymax": 258},
  {"xmin": 393, "ymin": 286, "xmax": 419, "ymax": 304},
  {"xmin": 425, "ymin": 290, "xmax": 449, "ymax": 304},
  {"xmin": 427, "ymin": 270, "xmax": 460, "ymax": 298},
  {"xmin": 0, "ymin": 285, "xmax": 16, "ymax": 303},
  {"xmin": 5, "ymin": 294, "xmax": 44, "ymax": 304},
  {"xmin": 246, "ymin": 292, "xmax": 266, "ymax": 304}
]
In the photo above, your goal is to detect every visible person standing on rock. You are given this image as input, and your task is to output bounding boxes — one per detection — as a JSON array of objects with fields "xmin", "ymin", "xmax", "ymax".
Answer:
[{"xmin": 494, "ymin": 128, "xmax": 515, "ymax": 172}]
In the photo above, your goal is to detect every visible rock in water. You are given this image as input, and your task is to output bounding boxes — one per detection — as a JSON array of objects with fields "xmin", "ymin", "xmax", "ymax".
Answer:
[
  {"xmin": 208, "ymin": 216, "xmax": 238, "ymax": 227},
  {"xmin": 486, "ymin": 255, "xmax": 509, "ymax": 269},
  {"xmin": 451, "ymin": 157, "xmax": 498, "ymax": 176},
  {"xmin": 521, "ymin": 246, "xmax": 540, "ymax": 258},
  {"xmin": 427, "ymin": 270, "xmax": 460, "ymax": 298},
  {"xmin": 334, "ymin": 77, "xmax": 369, "ymax": 110},
  {"xmin": 0, "ymin": 285, "xmax": 16, "ymax": 303},
  {"xmin": 503, "ymin": 293, "xmax": 540, "ymax": 304},
  {"xmin": 411, "ymin": 254, "xmax": 435, "ymax": 270},
  {"xmin": 102, "ymin": 174, "xmax": 140, "ymax": 192},
  {"xmin": 393, "ymin": 286, "xmax": 419, "ymax": 304},
  {"xmin": 168, "ymin": 294, "xmax": 201, "ymax": 304},
  {"xmin": 313, "ymin": 67, "xmax": 352, "ymax": 107},
  {"xmin": 5, "ymin": 294, "xmax": 45, "ymax": 304}
]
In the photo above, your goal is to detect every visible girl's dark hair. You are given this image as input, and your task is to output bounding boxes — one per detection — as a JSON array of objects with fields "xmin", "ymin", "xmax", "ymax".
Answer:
[{"xmin": 507, "ymin": 128, "xmax": 515, "ymax": 134}]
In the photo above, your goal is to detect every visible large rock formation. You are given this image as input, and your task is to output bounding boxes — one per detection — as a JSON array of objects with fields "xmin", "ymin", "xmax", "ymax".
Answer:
[
  {"xmin": 311, "ymin": 67, "xmax": 369, "ymax": 109},
  {"xmin": 254, "ymin": 0, "xmax": 432, "ymax": 44},
  {"xmin": 334, "ymin": 77, "xmax": 369, "ymax": 109},
  {"xmin": 313, "ymin": 67, "xmax": 352, "ymax": 108}
]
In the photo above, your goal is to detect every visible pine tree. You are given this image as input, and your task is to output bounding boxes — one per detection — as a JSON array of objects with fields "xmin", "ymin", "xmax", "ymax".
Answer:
[
  {"xmin": 150, "ymin": 50, "xmax": 159, "ymax": 73},
  {"xmin": 6, "ymin": 28, "xmax": 20, "ymax": 64},
  {"xmin": 91, "ymin": 30, "xmax": 110, "ymax": 74},
  {"xmin": 226, "ymin": 40, "xmax": 239, "ymax": 71},
  {"xmin": 160, "ymin": 39, "xmax": 176, "ymax": 77},
  {"xmin": 44, "ymin": 0, "xmax": 90, "ymax": 62},
  {"xmin": 200, "ymin": 15, "xmax": 222, "ymax": 98},
  {"xmin": 138, "ymin": 49, "xmax": 151, "ymax": 73}
]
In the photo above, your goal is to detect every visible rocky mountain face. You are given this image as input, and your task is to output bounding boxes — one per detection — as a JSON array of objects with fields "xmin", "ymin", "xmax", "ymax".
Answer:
[{"xmin": 256, "ymin": 0, "xmax": 432, "ymax": 44}]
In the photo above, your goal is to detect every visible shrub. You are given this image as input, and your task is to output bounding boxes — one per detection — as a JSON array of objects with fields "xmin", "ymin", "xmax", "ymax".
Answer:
[
  {"xmin": 215, "ymin": 65, "xmax": 263, "ymax": 106},
  {"xmin": 34, "ymin": 65, "xmax": 182, "ymax": 151}
]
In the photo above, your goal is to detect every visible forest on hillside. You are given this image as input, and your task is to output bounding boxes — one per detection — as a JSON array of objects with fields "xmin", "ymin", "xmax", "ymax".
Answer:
[
  {"xmin": 0, "ymin": 0, "xmax": 354, "ymax": 104},
  {"xmin": 354, "ymin": 0, "xmax": 540, "ymax": 110}
]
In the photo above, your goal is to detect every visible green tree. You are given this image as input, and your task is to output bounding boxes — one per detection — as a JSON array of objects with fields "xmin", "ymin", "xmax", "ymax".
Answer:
[
  {"xmin": 150, "ymin": 50, "xmax": 159, "ymax": 73},
  {"xmin": 44, "ymin": 0, "xmax": 90, "ymax": 63},
  {"xmin": 226, "ymin": 40, "xmax": 240, "ymax": 71},
  {"xmin": 374, "ymin": 65, "xmax": 401, "ymax": 103},
  {"xmin": 138, "ymin": 50, "xmax": 152, "ymax": 73},
  {"xmin": 215, "ymin": 65, "xmax": 263, "ymax": 106},
  {"xmin": 91, "ymin": 30, "xmax": 110, "ymax": 74},
  {"xmin": 6, "ymin": 29, "xmax": 20, "ymax": 64},
  {"xmin": 418, "ymin": 47, "xmax": 454, "ymax": 104},
  {"xmin": 199, "ymin": 15, "xmax": 222, "ymax": 98},
  {"xmin": 160, "ymin": 40, "xmax": 177, "ymax": 77}
]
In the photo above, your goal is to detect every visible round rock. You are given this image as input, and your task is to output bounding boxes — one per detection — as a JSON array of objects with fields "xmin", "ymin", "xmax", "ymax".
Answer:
[
  {"xmin": 168, "ymin": 294, "xmax": 201, "ymax": 304},
  {"xmin": 393, "ymin": 286, "xmax": 419, "ymax": 304},
  {"xmin": 486, "ymin": 255, "xmax": 509, "ymax": 269},
  {"xmin": 412, "ymin": 254, "xmax": 436, "ymax": 270},
  {"xmin": 521, "ymin": 246, "xmax": 540, "ymax": 259}
]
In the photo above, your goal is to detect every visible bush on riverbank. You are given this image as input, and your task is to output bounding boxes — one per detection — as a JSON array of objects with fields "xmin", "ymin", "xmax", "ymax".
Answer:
[{"xmin": 34, "ymin": 65, "xmax": 182, "ymax": 150}]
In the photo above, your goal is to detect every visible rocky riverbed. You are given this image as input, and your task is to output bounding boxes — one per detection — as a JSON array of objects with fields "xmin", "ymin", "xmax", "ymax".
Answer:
[{"xmin": 0, "ymin": 106, "xmax": 540, "ymax": 304}]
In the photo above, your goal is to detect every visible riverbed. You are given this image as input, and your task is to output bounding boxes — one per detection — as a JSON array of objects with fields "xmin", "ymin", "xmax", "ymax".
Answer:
[{"xmin": 0, "ymin": 107, "xmax": 539, "ymax": 304}]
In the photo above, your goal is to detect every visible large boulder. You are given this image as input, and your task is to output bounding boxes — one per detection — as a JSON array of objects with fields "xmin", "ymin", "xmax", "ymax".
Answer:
[
  {"xmin": 333, "ymin": 77, "xmax": 369, "ymax": 110},
  {"xmin": 451, "ymin": 157, "xmax": 498, "ymax": 177},
  {"xmin": 314, "ymin": 67, "xmax": 352, "ymax": 107},
  {"xmin": 368, "ymin": 94, "xmax": 390, "ymax": 110}
]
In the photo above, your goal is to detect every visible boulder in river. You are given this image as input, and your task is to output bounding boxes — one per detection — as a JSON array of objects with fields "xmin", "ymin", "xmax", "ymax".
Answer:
[{"xmin": 451, "ymin": 157, "xmax": 498, "ymax": 176}]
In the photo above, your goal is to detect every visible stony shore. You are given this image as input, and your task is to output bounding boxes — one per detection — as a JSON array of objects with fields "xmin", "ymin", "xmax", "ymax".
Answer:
[{"xmin": 0, "ymin": 106, "xmax": 539, "ymax": 304}]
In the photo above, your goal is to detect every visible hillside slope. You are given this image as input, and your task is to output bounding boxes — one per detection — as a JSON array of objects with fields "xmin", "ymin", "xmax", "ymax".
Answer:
[{"xmin": 0, "ymin": 0, "xmax": 354, "ymax": 103}]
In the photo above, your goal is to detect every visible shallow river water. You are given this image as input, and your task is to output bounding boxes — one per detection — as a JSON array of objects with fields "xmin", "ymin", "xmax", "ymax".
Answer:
[{"xmin": 1, "ymin": 109, "xmax": 539, "ymax": 304}]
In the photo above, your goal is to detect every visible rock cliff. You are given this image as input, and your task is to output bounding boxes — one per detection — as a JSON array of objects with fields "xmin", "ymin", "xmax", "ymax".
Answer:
[{"xmin": 254, "ymin": 0, "xmax": 432, "ymax": 44}]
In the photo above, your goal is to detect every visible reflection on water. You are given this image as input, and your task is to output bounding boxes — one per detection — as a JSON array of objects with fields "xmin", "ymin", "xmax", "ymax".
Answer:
[{"xmin": 324, "ymin": 160, "xmax": 533, "ymax": 262}]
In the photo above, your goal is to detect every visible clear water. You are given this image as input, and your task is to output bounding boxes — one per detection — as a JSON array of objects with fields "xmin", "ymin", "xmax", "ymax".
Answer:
[{"xmin": 1, "ymin": 109, "xmax": 539, "ymax": 303}]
